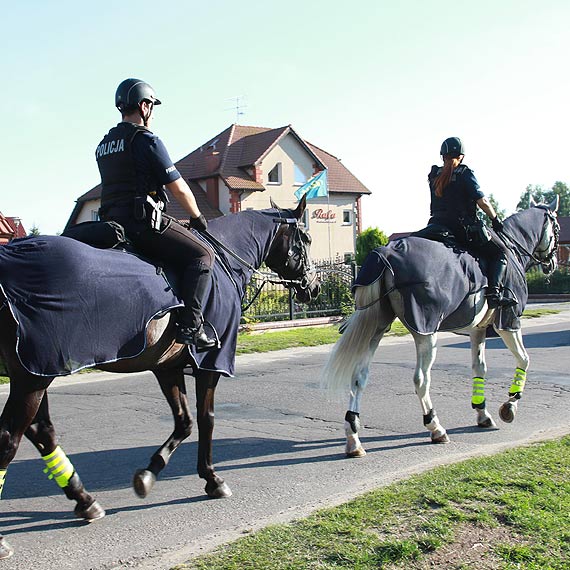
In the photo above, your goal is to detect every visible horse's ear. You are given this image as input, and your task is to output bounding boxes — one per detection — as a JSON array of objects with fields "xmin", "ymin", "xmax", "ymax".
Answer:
[
  {"xmin": 270, "ymin": 197, "xmax": 280, "ymax": 210},
  {"xmin": 293, "ymin": 193, "xmax": 307, "ymax": 219},
  {"xmin": 548, "ymin": 194, "xmax": 560, "ymax": 213},
  {"xmin": 529, "ymin": 195, "xmax": 538, "ymax": 208}
]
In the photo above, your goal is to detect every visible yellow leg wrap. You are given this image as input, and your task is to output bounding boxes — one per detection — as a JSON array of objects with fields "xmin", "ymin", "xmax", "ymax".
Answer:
[
  {"xmin": 510, "ymin": 368, "xmax": 527, "ymax": 395},
  {"xmin": 472, "ymin": 377, "xmax": 486, "ymax": 406},
  {"xmin": 42, "ymin": 446, "xmax": 74, "ymax": 489},
  {"xmin": 0, "ymin": 469, "xmax": 6, "ymax": 499}
]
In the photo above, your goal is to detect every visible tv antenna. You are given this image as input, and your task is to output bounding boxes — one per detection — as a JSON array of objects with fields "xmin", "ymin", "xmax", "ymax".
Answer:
[{"xmin": 226, "ymin": 95, "xmax": 247, "ymax": 123}]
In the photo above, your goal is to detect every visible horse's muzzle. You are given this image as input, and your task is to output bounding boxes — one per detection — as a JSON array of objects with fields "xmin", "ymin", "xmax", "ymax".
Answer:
[{"xmin": 295, "ymin": 277, "xmax": 320, "ymax": 303}]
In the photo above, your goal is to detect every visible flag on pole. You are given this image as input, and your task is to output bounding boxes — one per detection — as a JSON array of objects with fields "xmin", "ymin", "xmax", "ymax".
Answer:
[{"xmin": 294, "ymin": 170, "xmax": 328, "ymax": 201}]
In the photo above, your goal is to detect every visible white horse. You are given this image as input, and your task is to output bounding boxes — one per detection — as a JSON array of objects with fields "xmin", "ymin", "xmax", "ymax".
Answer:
[{"xmin": 322, "ymin": 198, "xmax": 559, "ymax": 457}]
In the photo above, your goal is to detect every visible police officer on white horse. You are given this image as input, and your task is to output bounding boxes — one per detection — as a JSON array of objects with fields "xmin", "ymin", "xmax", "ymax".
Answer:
[
  {"xmin": 96, "ymin": 78, "xmax": 217, "ymax": 349},
  {"xmin": 427, "ymin": 137, "xmax": 515, "ymax": 309}
]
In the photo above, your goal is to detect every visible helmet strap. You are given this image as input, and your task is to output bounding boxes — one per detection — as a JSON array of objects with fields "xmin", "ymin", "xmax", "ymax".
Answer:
[{"xmin": 139, "ymin": 101, "xmax": 153, "ymax": 127}]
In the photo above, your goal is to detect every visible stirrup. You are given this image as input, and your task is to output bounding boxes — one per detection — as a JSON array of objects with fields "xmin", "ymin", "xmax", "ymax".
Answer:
[
  {"xmin": 176, "ymin": 325, "xmax": 217, "ymax": 350},
  {"xmin": 486, "ymin": 293, "xmax": 516, "ymax": 309}
]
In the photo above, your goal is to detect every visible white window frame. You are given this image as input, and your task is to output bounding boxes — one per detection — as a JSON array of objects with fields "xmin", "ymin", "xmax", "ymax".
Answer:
[
  {"xmin": 267, "ymin": 163, "xmax": 282, "ymax": 185},
  {"xmin": 342, "ymin": 210, "xmax": 352, "ymax": 225}
]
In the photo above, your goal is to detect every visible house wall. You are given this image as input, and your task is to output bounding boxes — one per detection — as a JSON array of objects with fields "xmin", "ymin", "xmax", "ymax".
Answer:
[{"xmin": 75, "ymin": 200, "xmax": 101, "ymax": 224}]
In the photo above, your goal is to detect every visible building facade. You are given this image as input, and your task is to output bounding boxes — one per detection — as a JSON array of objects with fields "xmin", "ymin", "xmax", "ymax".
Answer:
[{"xmin": 67, "ymin": 124, "xmax": 371, "ymax": 260}]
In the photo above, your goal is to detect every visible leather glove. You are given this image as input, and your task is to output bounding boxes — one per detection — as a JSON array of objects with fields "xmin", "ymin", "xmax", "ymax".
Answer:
[
  {"xmin": 491, "ymin": 217, "xmax": 503, "ymax": 232},
  {"xmin": 189, "ymin": 214, "xmax": 208, "ymax": 232}
]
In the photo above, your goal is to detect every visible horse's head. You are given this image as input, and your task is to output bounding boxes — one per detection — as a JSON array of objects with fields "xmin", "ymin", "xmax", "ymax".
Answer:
[
  {"xmin": 529, "ymin": 195, "xmax": 560, "ymax": 275},
  {"xmin": 265, "ymin": 195, "xmax": 321, "ymax": 303}
]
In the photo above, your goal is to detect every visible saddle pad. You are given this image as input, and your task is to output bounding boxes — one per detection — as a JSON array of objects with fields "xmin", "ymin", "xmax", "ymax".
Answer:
[
  {"xmin": 354, "ymin": 237, "xmax": 527, "ymax": 333},
  {"xmin": 0, "ymin": 236, "xmax": 182, "ymax": 376}
]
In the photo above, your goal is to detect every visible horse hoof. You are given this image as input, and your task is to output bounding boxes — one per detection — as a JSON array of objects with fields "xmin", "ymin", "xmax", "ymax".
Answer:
[
  {"xmin": 74, "ymin": 500, "xmax": 106, "ymax": 522},
  {"xmin": 478, "ymin": 417, "xmax": 497, "ymax": 429},
  {"xmin": 431, "ymin": 432, "xmax": 450, "ymax": 444},
  {"xmin": 133, "ymin": 469, "xmax": 156, "ymax": 498},
  {"xmin": 499, "ymin": 403, "xmax": 515, "ymax": 423},
  {"xmin": 206, "ymin": 481, "xmax": 232, "ymax": 499},
  {"xmin": 0, "ymin": 538, "xmax": 14, "ymax": 560},
  {"xmin": 346, "ymin": 447, "xmax": 367, "ymax": 458}
]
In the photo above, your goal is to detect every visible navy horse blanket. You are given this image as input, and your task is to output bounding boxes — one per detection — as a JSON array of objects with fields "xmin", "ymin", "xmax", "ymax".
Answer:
[
  {"xmin": 354, "ymin": 235, "xmax": 527, "ymax": 334},
  {"xmin": 0, "ymin": 211, "xmax": 278, "ymax": 378},
  {"xmin": 0, "ymin": 236, "xmax": 182, "ymax": 376}
]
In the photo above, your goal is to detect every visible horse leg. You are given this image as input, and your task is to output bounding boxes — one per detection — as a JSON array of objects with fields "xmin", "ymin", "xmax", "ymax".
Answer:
[
  {"xmin": 412, "ymin": 332, "xmax": 449, "ymax": 443},
  {"xmin": 469, "ymin": 328, "xmax": 496, "ymax": 428},
  {"xmin": 0, "ymin": 378, "xmax": 51, "ymax": 560},
  {"xmin": 195, "ymin": 370, "xmax": 231, "ymax": 498},
  {"xmin": 496, "ymin": 329, "xmax": 529, "ymax": 423},
  {"xmin": 133, "ymin": 367, "xmax": 193, "ymax": 498},
  {"xmin": 24, "ymin": 392, "xmax": 105, "ymax": 521},
  {"xmin": 345, "ymin": 328, "xmax": 385, "ymax": 458}
]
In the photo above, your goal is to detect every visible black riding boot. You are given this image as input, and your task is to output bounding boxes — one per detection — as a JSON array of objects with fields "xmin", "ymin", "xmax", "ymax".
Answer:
[
  {"xmin": 176, "ymin": 263, "xmax": 217, "ymax": 350},
  {"xmin": 486, "ymin": 257, "xmax": 516, "ymax": 309}
]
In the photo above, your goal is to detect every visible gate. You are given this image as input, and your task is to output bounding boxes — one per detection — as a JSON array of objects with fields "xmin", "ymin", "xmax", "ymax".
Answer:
[{"xmin": 241, "ymin": 258, "xmax": 356, "ymax": 323}]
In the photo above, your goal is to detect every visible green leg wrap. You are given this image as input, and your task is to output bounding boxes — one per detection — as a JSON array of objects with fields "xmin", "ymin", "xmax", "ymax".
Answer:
[
  {"xmin": 510, "ymin": 368, "xmax": 527, "ymax": 397},
  {"xmin": 0, "ymin": 469, "xmax": 6, "ymax": 499},
  {"xmin": 471, "ymin": 377, "xmax": 486, "ymax": 407},
  {"xmin": 42, "ymin": 446, "xmax": 75, "ymax": 489}
]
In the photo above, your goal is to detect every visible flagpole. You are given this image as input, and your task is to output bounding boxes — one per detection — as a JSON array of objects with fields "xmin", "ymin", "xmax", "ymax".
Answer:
[{"xmin": 327, "ymin": 191, "xmax": 332, "ymax": 260}]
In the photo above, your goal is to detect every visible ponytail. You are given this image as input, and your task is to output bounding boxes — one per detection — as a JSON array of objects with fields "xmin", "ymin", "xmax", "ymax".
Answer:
[{"xmin": 434, "ymin": 155, "xmax": 462, "ymax": 197}]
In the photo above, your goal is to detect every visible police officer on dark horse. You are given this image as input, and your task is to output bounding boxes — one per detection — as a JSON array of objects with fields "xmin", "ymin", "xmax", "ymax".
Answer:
[
  {"xmin": 96, "ymin": 78, "xmax": 217, "ymax": 349},
  {"xmin": 422, "ymin": 136, "xmax": 516, "ymax": 309}
]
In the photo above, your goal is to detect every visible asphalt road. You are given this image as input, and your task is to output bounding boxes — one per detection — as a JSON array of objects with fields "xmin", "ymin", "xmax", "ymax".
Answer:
[{"xmin": 1, "ymin": 305, "xmax": 569, "ymax": 570}]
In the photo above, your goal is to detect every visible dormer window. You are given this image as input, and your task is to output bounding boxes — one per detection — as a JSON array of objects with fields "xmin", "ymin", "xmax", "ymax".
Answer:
[{"xmin": 268, "ymin": 163, "xmax": 282, "ymax": 184}]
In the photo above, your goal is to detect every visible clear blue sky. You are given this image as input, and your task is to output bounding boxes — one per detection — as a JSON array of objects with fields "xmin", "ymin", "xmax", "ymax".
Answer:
[{"xmin": 2, "ymin": 0, "xmax": 569, "ymax": 236}]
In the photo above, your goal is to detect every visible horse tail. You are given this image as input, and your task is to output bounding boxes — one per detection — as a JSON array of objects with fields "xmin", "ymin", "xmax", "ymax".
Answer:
[{"xmin": 321, "ymin": 277, "xmax": 394, "ymax": 394}]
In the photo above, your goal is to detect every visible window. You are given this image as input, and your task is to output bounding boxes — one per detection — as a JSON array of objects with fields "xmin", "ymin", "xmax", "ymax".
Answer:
[
  {"xmin": 301, "ymin": 209, "xmax": 309, "ymax": 229},
  {"xmin": 343, "ymin": 210, "xmax": 352, "ymax": 225},
  {"xmin": 268, "ymin": 163, "xmax": 281, "ymax": 184},
  {"xmin": 294, "ymin": 164, "xmax": 307, "ymax": 185},
  {"xmin": 91, "ymin": 209, "xmax": 100, "ymax": 221}
]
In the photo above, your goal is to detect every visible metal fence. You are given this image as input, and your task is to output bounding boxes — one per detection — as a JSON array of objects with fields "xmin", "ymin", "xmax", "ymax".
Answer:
[{"xmin": 241, "ymin": 258, "xmax": 356, "ymax": 323}]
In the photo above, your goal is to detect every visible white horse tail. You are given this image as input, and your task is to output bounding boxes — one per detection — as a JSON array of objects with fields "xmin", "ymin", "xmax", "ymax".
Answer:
[{"xmin": 321, "ymin": 277, "xmax": 394, "ymax": 394}]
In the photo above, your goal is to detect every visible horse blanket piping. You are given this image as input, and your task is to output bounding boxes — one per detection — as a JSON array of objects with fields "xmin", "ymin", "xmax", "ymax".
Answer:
[{"xmin": 354, "ymin": 235, "xmax": 527, "ymax": 334}]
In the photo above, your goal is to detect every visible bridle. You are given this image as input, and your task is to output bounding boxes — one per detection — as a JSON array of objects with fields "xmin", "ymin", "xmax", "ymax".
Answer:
[
  {"xmin": 499, "ymin": 207, "xmax": 559, "ymax": 275},
  {"xmin": 265, "ymin": 218, "xmax": 319, "ymax": 294}
]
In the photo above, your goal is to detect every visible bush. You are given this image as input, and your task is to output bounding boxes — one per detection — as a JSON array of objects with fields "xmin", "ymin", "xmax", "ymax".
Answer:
[{"xmin": 526, "ymin": 266, "xmax": 570, "ymax": 294}]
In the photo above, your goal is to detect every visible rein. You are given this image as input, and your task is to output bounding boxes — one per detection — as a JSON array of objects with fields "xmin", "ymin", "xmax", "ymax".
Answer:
[
  {"xmin": 498, "ymin": 208, "xmax": 559, "ymax": 273},
  {"xmin": 164, "ymin": 212, "xmax": 315, "ymax": 311}
]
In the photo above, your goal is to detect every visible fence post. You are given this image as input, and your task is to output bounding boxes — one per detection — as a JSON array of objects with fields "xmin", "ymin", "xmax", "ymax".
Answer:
[{"xmin": 289, "ymin": 287, "xmax": 294, "ymax": 320}]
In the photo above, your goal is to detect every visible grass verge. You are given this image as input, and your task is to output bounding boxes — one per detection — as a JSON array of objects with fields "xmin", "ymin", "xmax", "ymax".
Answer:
[{"xmin": 175, "ymin": 436, "xmax": 570, "ymax": 570}]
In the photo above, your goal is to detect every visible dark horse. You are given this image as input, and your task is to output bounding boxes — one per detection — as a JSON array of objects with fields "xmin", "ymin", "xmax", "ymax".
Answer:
[
  {"xmin": 322, "ymin": 198, "xmax": 559, "ymax": 457},
  {"xmin": 0, "ymin": 197, "xmax": 319, "ymax": 559}
]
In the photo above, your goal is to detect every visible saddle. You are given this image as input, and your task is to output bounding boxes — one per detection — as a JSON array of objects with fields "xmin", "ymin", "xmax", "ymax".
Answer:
[{"xmin": 62, "ymin": 220, "xmax": 128, "ymax": 249}]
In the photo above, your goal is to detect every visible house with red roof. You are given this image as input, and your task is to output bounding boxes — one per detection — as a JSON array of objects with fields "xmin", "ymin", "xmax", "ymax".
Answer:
[
  {"xmin": 0, "ymin": 213, "xmax": 26, "ymax": 245},
  {"xmin": 67, "ymin": 124, "xmax": 371, "ymax": 260}
]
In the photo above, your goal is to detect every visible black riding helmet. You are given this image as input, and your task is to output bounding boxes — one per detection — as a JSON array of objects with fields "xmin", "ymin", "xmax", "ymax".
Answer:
[
  {"xmin": 440, "ymin": 137, "xmax": 464, "ymax": 157},
  {"xmin": 115, "ymin": 78, "xmax": 161, "ymax": 111}
]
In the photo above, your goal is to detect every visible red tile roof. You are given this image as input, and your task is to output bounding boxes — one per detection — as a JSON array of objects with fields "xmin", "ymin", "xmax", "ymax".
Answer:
[
  {"xmin": 558, "ymin": 216, "xmax": 570, "ymax": 244},
  {"xmin": 0, "ymin": 213, "xmax": 27, "ymax": 244},
  {"xmin": 71, "ymin": 124, "xmax": 370, "ymax": 225}
]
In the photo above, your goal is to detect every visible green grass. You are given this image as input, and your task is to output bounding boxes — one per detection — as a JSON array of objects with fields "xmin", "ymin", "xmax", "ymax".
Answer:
[
  {"xmin": 236, "ymin": 320, "xmax": 408, "ymax": 355},
  {"xmin": 174, "ymin": 436, "xmax": 570, "ymax": 570}
]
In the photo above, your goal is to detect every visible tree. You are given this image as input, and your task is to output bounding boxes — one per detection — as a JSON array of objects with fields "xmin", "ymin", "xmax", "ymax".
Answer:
[
  {"xmin": 487, "ymin": 193, "xmax": 506, "ymax": 220},
  {"xmin": 29, "ymin": 225, "xmax": 41, "ymax": 236},
  {"xmin": 355, "ymin": 227, "xmax": 388, "ymax": 266},
  {"xmin": 517, "ymin": 182, "xmax": 570, "ymax": 216}
]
